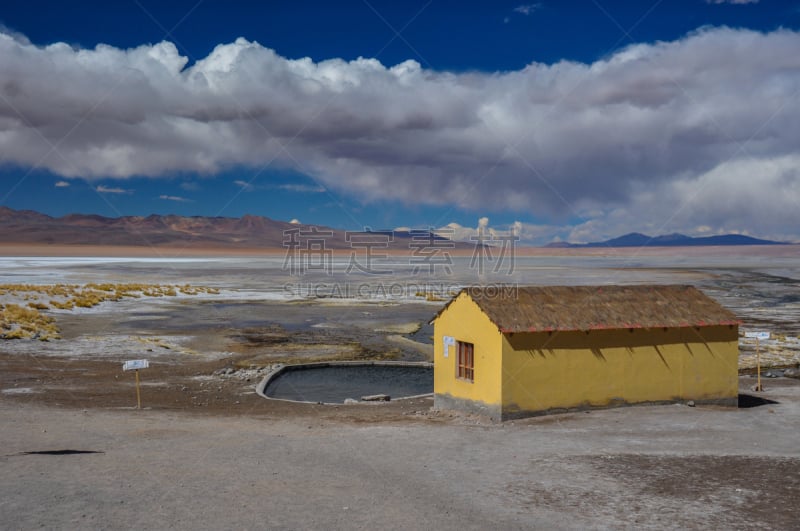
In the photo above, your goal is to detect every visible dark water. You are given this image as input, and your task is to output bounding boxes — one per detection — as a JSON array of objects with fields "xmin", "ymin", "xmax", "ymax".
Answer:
[
  {"xmin": 408, "ymin": 322, "xmax": 434, "ymax": 344},
  {"xmin": 265, "ymin": 365, "xmax": 433, "ymax": 403}
]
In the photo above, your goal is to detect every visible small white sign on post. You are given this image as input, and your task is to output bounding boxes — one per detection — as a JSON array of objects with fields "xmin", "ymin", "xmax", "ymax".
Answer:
[
  {"xmin": 122, "ymin": 359, "xmax": 149, "ymax": 409},
  {"xmin": 443, "ymin": 336, "xmax": 456, "ymax": 358},
  {"xmin": 123, "ymin": 359, "xmax": 150, "ymax": 371},
  {"xmin": 744, "ymin": 331, "xmax": 770, "ymax": 392}
]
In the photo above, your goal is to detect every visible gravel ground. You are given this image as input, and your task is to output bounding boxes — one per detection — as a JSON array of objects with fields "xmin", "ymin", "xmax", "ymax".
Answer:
[
  {"xmin": 1, "ymin": 377, "xmax": 799, "ymax": 530},
  {"xmin": 2, "ymin": 255, "xmax": 800, "ymax": 529}
]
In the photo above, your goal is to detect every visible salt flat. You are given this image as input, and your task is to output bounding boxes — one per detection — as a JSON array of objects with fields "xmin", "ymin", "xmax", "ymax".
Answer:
[{"xmin": 3, "ymin": 249, "xmax": 798, "ymax": 365}]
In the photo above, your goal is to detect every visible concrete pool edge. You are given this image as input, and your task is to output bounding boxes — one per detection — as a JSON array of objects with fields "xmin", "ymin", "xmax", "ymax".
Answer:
[{"xmin": 255, "ymin": 360, "xmax": 434, "ymax": 405}]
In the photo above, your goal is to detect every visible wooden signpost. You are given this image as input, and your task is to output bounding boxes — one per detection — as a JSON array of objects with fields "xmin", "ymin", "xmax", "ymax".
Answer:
[
  {"xmin": 123, "ymin": 359, "xmax": 150, "ymax": 409},
  {"xmin": 745, "ymin": 331, "xmax": 770, "ymax": 392}
]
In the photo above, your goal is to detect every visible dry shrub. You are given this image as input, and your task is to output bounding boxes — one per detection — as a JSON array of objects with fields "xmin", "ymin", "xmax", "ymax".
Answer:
[
  {"xmin": 0, "ymin": 282, "xmax": 219, "ymax": 340},
  {"xmin": 0, "ymin": 303, "xmax": 60, "ymax": 341}
]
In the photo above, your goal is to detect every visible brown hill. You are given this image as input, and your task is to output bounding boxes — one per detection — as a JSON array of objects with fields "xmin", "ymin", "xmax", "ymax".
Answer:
[{"xmin": 0, "ymin": 207, "xmax": 468, "ymax": 251}]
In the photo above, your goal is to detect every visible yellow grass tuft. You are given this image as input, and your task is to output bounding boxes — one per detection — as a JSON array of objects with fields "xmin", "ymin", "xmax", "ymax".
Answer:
[
  {"xmin": 0, "ymin": 282, "xmax": 220, "ymax": 341},
  {"xmin": 415, "ymin": 290, "xmax": 445, "ymax": 302},
  {"xmin": 50, "ymin": 300, "xmax": 74, "ymax": 310},
  {"xmin": 0, "ymin": 303, "xmax": 60, "ymax": 341}
]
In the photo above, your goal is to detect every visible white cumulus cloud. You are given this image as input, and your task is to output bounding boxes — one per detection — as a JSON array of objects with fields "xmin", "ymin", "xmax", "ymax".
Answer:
[
  {"xmin": 513, "ymin": 4, "xmax": 543, "ymax": 15},
  {"xmin": 96, "ymin": 185, "xmax": 132, "ymax": 194},
  {"xmin": 1, "ymin": 27, "xmax": 799, "ymax": 241},
  {"xmin": 159, "ymin": 194, "xmax": 191, "ymax": 202},
  {"xmin": 277, "ymin": 184, "xmax": 326, "ymax": 193},
  {"xmin": 434, "ymin": 218, "xmax": 542, "ymax": 244},
  {"xmin": 234, "ymin": 180, "xmax": 254, "ymax": 191}
]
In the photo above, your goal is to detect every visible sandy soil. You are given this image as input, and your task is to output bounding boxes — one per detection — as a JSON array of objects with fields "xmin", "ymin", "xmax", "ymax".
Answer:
[{"xmin": 1, "ymin": 377, "xmax": 798, "ymax": 529}]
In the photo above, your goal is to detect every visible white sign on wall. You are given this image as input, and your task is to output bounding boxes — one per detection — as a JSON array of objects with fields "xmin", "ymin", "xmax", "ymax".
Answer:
[
  {"xmin": 443, "ymin": 336, "xmax": 456, "ymax": 358},
  {"xmin": 123, "ymin": 359, "xmax": 150, "ymax": 371},
  {"xmin": 744, "ymin": 331, "xmax": 771, "ymax": 340}
]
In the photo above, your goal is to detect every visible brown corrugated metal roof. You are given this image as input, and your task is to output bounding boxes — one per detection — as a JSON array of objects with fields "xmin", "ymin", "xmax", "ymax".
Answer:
[{"xmin": 432, "ymin": 285, "xmax": 739, "ymax": 333}]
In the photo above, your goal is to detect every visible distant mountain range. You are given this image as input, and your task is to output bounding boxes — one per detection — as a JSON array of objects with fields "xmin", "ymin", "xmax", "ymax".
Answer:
[
  {"xmin": 0, "ymin": 207, "xmax": 789, "ymax": 250},
  {"xmin": 545, "ymin": 232, "xmax": 786, "ymax": 248},
  {"xmin": 0, "ymin": 206, "xmax": 461, "ymax": 250}
]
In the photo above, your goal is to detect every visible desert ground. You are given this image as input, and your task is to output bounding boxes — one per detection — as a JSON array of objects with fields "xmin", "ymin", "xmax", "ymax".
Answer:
[
  {"xmin": 2, "ymin": 380, "xmax": 799, "ymax": 530},
  {"xmin": 1, "ymin": 246, "xmax": 800, "ymax": 529}
]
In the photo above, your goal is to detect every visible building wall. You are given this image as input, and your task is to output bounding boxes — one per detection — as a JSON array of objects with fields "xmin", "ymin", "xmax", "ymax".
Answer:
[
  {"xmin": 500, "ymin": 325, "xmax": 739, "ymax": 418},
  {"xmin": 433, "ymin": 292, "xmax": 503, "ymax": 418}
]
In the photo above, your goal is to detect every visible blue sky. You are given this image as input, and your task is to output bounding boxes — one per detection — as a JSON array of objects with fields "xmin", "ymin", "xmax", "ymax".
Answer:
[{"xmin": 1, "ymin": 0, "xmax": 799, "ymax": 243}]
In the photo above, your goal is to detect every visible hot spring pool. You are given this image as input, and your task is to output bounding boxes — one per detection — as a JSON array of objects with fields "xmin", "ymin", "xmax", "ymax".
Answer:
[{"xmin": 261, "ymin": 362, "xmax": 433, "ymax": 404}]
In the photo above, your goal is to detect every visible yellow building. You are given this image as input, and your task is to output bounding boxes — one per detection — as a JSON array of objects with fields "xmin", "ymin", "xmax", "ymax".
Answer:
[{"xmin": 431, "ymin": 285, "xmax": 740, "ymax": 420}]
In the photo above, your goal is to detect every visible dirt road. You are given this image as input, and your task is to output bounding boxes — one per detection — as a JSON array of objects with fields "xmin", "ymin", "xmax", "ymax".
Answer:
[{"xmin": 2, "ymin": 377, "xmax": 799, "ymax": 530}]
